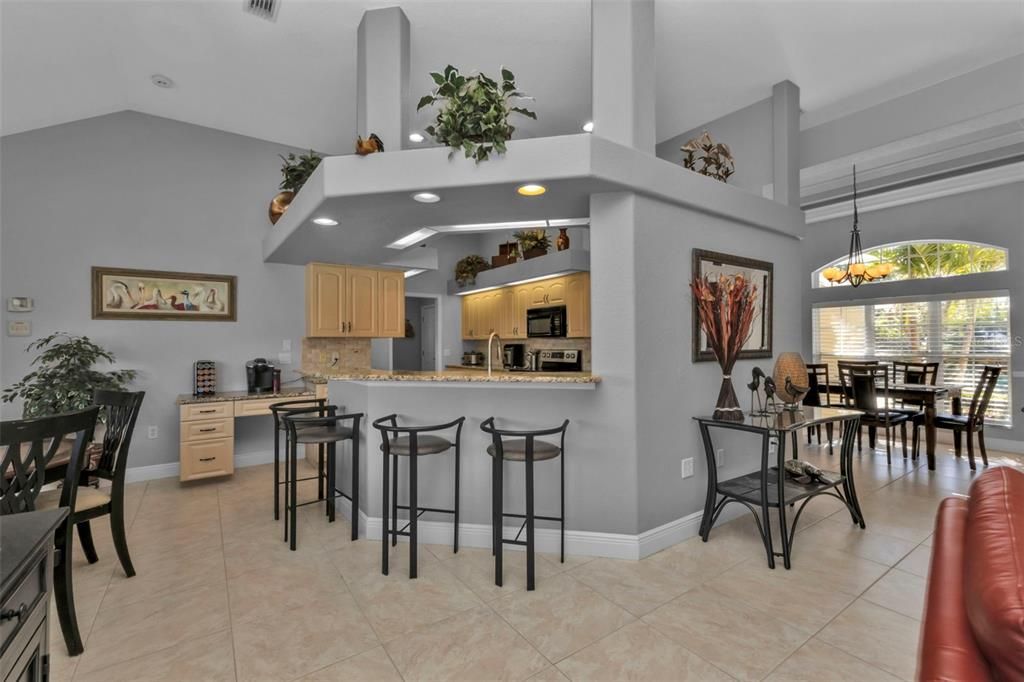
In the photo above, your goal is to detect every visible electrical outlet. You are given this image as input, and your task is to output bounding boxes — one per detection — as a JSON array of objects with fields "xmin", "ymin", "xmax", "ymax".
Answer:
[
  {"xmin": 681, "ymin": 458, "xmax": 694, "ymax": 478},
  {"xmin": 147, "ymin": 425, "xmax": 158, "ymax": 439},
  {"xmin": 716, "ymin": 449, "xmax": 725, "ymax": 467},
  {"xmin": 277, "ymin": 352, "xmax": 292, "ymax": 365}
]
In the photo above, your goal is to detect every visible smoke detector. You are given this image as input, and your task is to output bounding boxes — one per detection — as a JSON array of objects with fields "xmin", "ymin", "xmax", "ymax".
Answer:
[
  {"xmin": 150, "ymin": 74, "xmax": 175, "ymax": 89},
  {"xmin": 244, "ymin": 0, "xmax": 279, "ymax": 21}
]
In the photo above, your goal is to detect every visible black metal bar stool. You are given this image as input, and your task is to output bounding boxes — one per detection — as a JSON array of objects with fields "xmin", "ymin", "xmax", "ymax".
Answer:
[
  {"xmin": 373, "ymin": 414, "xmax": 465, "ymax": 579},
  {"xmin": 481, "ymin": 417, "xmax": 569, "ymax": 591},
  {"xmin": 281, "ymin": 406, "xmax": 363, "ymax": 550},
  {"xmin": 269, "ymin": 399, "xmax": 327, "ymax": 521}
]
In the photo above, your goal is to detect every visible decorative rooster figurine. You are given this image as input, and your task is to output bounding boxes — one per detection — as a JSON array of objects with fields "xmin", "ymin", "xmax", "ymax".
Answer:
[{"xmin": 355, "ymin": 134, "xmax": 384, "ymax": 156}]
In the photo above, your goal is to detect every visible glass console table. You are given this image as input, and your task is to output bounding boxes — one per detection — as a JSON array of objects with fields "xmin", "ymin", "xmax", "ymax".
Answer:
[{"xmin": 694, "ymin": 407, "xmax": 864, "ymax": 569}]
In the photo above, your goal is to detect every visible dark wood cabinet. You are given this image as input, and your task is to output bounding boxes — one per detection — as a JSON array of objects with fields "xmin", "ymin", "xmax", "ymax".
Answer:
[{"xmin": 1, "ymin": 510, "xmax": 67, "ymax": 682}]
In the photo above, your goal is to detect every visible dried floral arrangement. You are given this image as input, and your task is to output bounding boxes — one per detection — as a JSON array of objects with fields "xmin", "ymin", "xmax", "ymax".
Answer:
[
  {"xmin": 680, "ymin": 131, "xmax": 734, "ymax": 183},
  {"xmin": 690, "ymin": 273, "xmax": 758, "ymax": 420}
]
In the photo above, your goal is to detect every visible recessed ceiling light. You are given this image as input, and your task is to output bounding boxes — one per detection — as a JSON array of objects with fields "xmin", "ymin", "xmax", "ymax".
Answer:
[
  {"xmin": 312, "ymin": 217, "xmax": 338, "ymax": 226},
  {"xmin": 150, "ymin": 74, "xmax": 175, "ymax": 89},
  {"xmin": 408, "ymin": 132, "xmax": 425, "ymax": 143},
  {"xmin": 412, "ymin": 192, "xmax": 440, "ymax": 203},
  {"xmin": 517, "ymin": 184, "xmax": 547, "ymax": 197},
  {"xmin": 386, "ymin": 228, "xmax": 437, "ymax": 249},
  {"xmin": 582, "ymin": 121, "xmax": 594, "ymax": 133}
]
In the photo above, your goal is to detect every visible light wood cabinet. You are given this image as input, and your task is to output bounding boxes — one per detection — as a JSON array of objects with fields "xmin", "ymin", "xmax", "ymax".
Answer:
[
  {"xmin": 305, "ymin": 263, "xmax": 404, "ymax": 338},
  {"xmin": 461, "ymin": 272, "xmax": 590, "ymax": 340},
  {"xmin": 566, "ymin": 272, "xmax": 591, "ymax": 337},
  {"xmin": 378, "ymin": 270, "xmax": 405, "ymax": 337}
]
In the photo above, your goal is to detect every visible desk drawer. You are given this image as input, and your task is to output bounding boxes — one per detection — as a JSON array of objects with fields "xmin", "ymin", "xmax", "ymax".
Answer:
[
  {"xmin": 0, "ymin": 548, "xmax": 46, "ymax": 657},
  {"xmin": 234, "ymin": 398, "xmax": 297, "ymax": 417},
  {"xmin": 180, "ymin": 402, "xmax": 232, "ymax": 421},
  {"xmin": 180, "ymin": 438, "xmax": 233, "ymax": 481},
  {"xmin": 179, "ymin": 418, "xmax": 233, "ymax": 443}
]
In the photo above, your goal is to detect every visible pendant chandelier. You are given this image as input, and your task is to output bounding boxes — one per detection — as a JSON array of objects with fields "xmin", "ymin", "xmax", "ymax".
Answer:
[{"xmin": 821, "ymin": 165, "xmax": 892, "ymax": 287}]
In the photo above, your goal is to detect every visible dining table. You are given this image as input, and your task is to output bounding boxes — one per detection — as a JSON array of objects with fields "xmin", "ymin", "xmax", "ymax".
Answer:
[{"xmin": 818, "ymin": 382, "xmax": 961, "ymax": 471}]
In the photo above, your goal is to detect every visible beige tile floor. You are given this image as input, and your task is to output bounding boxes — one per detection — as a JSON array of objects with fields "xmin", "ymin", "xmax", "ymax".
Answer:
[{"xmin": 47, "ymin": 438, "xmax": 1023, "ymax": 681}]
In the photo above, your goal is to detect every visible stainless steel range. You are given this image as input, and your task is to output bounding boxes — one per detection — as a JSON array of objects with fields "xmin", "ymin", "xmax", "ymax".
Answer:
[{"xmin": 537, "ymin": 349, "xmax": 583, "ymax": 372}]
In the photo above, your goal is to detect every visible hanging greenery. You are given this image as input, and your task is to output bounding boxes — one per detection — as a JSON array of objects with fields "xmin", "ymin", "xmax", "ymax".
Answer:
[
  {"xmin": 278, "ymin": 150, "xmax": 323, "ymax": 192},
  {"xmin": 417, "ymin": 65, "xmax": 537, "ymax": 163}
]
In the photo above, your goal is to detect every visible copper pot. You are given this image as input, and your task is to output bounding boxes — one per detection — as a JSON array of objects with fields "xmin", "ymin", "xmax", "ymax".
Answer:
[{"xmin": 268, "ymin": 190, "xmax": 295, "ymax": 225}]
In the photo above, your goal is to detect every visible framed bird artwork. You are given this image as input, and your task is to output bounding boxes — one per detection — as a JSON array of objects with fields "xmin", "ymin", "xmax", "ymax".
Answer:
[{"xmin": 91, "ymin": 267, "xmax": 237, "ymax": 321}]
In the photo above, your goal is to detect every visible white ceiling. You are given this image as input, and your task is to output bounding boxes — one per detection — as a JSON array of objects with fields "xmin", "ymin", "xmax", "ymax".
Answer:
[{"xmin": 3, "ymin": 0, "xmax": 1022, "ymax": 153}]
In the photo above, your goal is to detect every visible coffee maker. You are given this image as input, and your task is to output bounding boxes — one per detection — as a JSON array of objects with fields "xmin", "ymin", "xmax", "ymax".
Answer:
[
  {"xmin": 246, "ymin": 358, "xmax": 276, "ymax": 394},
  {"xmin": 502, "ymin": 343, "xmax": 525, "ymax": 370}
]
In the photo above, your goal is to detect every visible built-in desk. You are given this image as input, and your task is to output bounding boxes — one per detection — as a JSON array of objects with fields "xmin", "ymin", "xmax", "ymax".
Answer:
[{"xmin": 175, "ymin": 384, "xmax": 328, "ymax": 482}]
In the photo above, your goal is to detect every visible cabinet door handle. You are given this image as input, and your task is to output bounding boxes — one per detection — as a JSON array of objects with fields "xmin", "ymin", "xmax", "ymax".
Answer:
[
  {"xmin": 198, "ymin": 457, "xmax": 216, "ymax": 462},
  {"xmin": 199, "ymin": 427, "xmax": 217, "ymax": 433},
  {"xmin": 1, "ymin": 603, "xmax": 28, "ymax": 623},
  {"xmin": 199, "ymin": 409, "xmax": 217, "ymax": 414}
]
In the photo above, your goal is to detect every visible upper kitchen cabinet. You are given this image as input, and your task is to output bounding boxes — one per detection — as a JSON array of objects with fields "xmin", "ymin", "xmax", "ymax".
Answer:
[
  {"xmin": 461, "ymin": 272, "xmax": 589, "ymax": 340},
  {"xmin": 305, "ymin": 263, "xmax": 404, "ymax": 338},
  {"xmin": 377, "ymin": 270, "xmax": 405, "ymax": 338}
]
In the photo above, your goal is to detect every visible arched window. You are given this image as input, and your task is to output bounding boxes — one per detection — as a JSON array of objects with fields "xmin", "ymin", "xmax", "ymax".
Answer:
[{"xmin": 813, "ymin": 240, "xmax": 1007, "ymax": 288}]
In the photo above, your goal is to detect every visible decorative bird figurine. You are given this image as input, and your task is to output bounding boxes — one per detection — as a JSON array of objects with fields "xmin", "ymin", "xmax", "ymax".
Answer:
[
  {"xmin": 355, "ymin": 134, "xmax": 384, "ymax": 156},
  {"xmin": 784, "ymin": 376, "xmax": 810, "ymax": 408},
  {"xmin": 763, "ymin": 376, "xmax": 779, "ymax": 412},
  {"xmin": 747, "ymin": 367, "xmax": 765, "ymax": 415}
]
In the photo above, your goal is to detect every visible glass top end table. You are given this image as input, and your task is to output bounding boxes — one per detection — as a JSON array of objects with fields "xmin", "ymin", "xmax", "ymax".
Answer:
[{"xmin": 693, "ymin": 407, "xmax": 864, "ymax": 570}]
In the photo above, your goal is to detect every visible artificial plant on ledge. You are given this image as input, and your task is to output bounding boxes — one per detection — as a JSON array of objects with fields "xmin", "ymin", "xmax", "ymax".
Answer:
[
  {"xmin": 417, "ymin": 65, "xmax": 537, "ymax": 163},
  {"xmin": 690, "ymin": 274, "xmax": 758, "ymax": 421}
]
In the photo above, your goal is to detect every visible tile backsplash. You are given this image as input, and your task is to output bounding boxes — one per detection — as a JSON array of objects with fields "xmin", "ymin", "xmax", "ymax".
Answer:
[
  {"xmin": 465, "ymin": 337, "xmax": 592, "ymax": 370},
  {"xmin": 302, "ymin": 337, "xmax": 372, "ymax": 373}
]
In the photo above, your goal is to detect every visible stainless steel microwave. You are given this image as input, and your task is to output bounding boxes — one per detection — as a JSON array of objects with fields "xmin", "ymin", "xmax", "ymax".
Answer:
[{"xmin": 527, "ymin": 306, "xmax": 567, "ymax": 337}]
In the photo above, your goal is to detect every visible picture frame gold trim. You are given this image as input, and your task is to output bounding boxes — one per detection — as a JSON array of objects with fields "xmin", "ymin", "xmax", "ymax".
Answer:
[{"xmin": 91, "ymin": 266, "xmax": 237, "ymax": 321}]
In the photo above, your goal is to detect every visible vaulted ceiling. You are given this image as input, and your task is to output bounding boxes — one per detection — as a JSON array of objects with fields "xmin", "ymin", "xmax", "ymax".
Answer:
[{"xmin": 3, "ymin": 0, "xmax": 1022, "ymax": 154}]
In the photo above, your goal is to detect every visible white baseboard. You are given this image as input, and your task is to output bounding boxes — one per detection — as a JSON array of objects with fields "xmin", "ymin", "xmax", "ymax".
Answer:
[
  {"xmin": 332, "ymin": 498, "xmax": 707, "ymax": 560},
  {"xmin": 125, "ymin": 449, "xmax": 276, "ymax": 483},
  {"xmin": 985, "ymin": 437, "xmax": 1024, "ymax": 454}
]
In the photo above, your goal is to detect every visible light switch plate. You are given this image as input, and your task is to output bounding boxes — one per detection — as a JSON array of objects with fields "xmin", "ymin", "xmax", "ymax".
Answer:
[
  {"xmin": 7, "ymin": 320, "xmax": 31, "ymax": 336},
  {"xmin": 277, "ymin": 352, "xmax": 292, "ymax": 365}
]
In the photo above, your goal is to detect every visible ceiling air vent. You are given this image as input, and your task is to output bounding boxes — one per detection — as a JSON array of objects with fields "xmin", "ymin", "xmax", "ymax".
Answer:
[{"xmin": 244, "ymin": 0, "xmax": 279, "ymax": 22}]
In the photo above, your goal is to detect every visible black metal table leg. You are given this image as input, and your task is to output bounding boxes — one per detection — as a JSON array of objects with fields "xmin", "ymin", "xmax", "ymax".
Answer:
[
  {"xmin": 381, "ymin": 440, "xmax": 390, "ymax": 576},
  {"xmin": 759, "ymin": 432, "xmax": 776, "ymax": 569},
  {"xmin": 776, "ymin": 429, "xmax": 792, "ymax": 570},
  {"xmin": 698, "ymin": 423, "xmax": 718, "ymax": 541}
]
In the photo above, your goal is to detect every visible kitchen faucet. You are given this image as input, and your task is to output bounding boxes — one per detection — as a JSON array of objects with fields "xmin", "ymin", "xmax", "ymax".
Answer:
[{"xmin": 487, "ymin": 332, "xmax": 503, "ymax": 377}]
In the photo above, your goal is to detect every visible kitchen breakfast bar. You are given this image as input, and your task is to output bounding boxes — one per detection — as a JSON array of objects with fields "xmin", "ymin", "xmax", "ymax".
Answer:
[{"xmin": 312, "ymin": 369, "xmax": 613, "ymax": 564}]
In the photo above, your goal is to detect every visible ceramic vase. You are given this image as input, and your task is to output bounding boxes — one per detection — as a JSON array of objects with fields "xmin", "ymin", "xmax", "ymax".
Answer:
[{"xmin": 556, "ymin": 228, "xmax": 570, "ymax": 251}]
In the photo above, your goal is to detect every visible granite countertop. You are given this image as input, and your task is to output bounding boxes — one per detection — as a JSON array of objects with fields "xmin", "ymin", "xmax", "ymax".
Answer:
[
  {"xmin": 304, "ymin": 369, "xmax": 601, "ymax": 384},
  {"xmin": 176, "ymin": 385, "xmax": 316, "ymax": 405}
]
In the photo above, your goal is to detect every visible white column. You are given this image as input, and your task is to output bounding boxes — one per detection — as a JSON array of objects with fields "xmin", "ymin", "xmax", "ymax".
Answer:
[
  {"xmin": 591, "ymin": 0, "xmax": 656, "ymax": 153},
  {"xmin": 356, "ymin": 7, "xmax": 410, "ymax": 151},
  {"xmin": 772, "ymin": 80, "xmax": 801, "ymax": 207}
]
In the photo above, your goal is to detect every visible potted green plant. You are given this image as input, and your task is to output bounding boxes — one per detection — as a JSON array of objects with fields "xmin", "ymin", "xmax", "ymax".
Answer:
[
  {"xmin": 513, "ymin": 229, "xmax": 551, "ymax": 260},
  {"xmin": 269, "ymin": 150, "xmax": 324, "ymax": 224},
  {"xmin": 455, "ymin": 255, "xmax": 492, "ymax": 286},
  {"xmin": 2, "ymin": 332, "xmax": 137, "ymax": 419},
  {"xmin": 417, "ymin": 65, "xmax": 537, "ymax": 163}
]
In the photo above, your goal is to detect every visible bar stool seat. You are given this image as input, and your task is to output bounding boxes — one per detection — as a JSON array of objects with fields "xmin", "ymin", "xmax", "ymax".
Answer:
[
  {"xmin": 486, "ymin": 439, "xmax": 560, "ymax": 461},
  {"xmin": 295, "ymin": 423, "xmax": 354, "ymax": 443},
  {"xmin": 382, "ymin": 435, "xmax": 453, "ymax": 456}
]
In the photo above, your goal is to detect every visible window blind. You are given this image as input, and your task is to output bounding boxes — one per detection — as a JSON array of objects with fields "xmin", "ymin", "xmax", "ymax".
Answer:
[{"xmin": 812, "ymin": 294, "xmax": 1012, "ymax": 426}]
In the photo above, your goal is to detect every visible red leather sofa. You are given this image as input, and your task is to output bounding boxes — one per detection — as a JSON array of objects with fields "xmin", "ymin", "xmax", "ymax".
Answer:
[{"xmin": 918, "ymin": 466, "xmax": 1024, "ymax": 681}]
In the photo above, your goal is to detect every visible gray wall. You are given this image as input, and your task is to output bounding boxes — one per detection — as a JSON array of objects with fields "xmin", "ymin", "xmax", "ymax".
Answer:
[
  {"xmin": 392, "ymin": 296, "xmax": 423, "ymax": 370},
  {"xmin": 1, "ymin": 111, "xmax": 306, "ymax": 468},
  {"xmin": 656, "ymin": 97, "xmax": 773, "ymax": 200},
  {"xmin": 632, "ymin": 195, "xmax": 804, "ymax": 530},
  {"xmin": 801, "ymin": 182, "xmax": 1024, "ymax": 447}
]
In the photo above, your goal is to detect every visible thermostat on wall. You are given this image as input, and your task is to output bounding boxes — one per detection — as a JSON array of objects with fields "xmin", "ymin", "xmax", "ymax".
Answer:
[
  {"xmin": 7, "ymin": 320, "xmax": 31, "ymax": 337},
  {"xmin": 7, "ymin": 297, "xmax": 33, "ymax": 312}
]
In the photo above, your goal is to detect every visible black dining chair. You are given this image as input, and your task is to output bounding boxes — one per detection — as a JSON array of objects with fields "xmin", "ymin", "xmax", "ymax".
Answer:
[
  {"xmin": 62, "ymin": 390, "xmax": 145, "ymax": 579},
  {"xmin": 804, "ymin": 363, "xmax": 834, "ymax": 453},
  {"xmin": 891, "ymin": 361, "xmax": 939, "ymax": 411},
  {"xmin": 1, "ymin": 407, "xmax": 99, "ymax": 656},
  {"xmin": 838, "ymin": 362, "xmax": 909, "ymax": 463},
  {"xmin": 912, "ymin": 366, "xmax": 1002, "ymax": 470}
]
